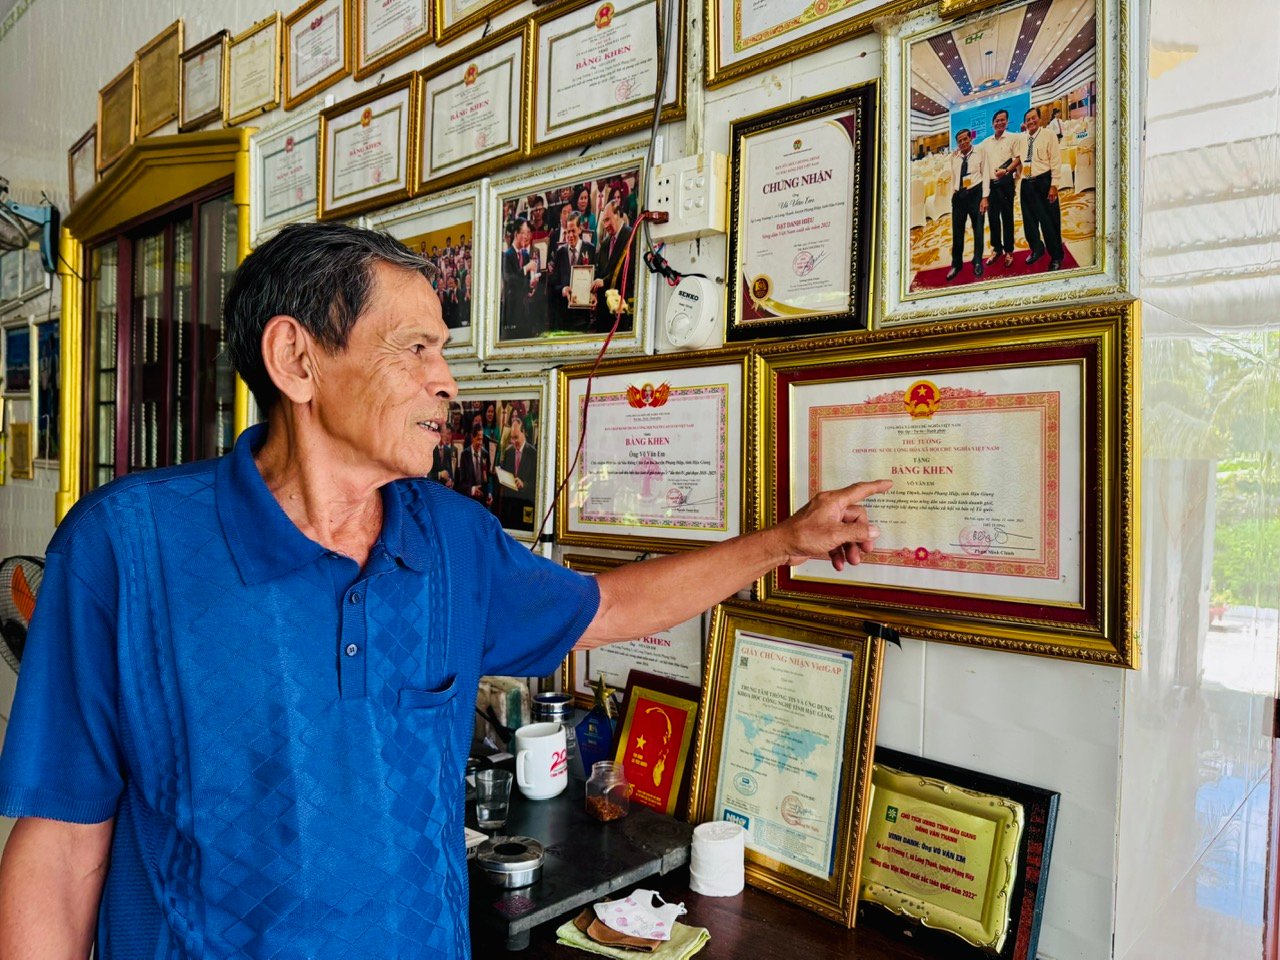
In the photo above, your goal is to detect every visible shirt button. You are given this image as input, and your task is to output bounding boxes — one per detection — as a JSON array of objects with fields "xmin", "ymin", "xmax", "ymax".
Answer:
[
  {"xmin": 345, "ymin": 643, "xmax": 359, "ymax": 657},
  {"xmin": 350, "ymin": 592, "xmax": 362, "ymax": 604}
]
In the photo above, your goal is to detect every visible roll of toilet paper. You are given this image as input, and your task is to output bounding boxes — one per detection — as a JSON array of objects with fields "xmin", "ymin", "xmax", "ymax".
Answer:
[{"xmin": 689, "ymin": 821, "xmax": 745, "ymax": 896}]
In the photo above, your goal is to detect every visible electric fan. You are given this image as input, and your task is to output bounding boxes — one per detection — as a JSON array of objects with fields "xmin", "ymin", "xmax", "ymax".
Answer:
[{"xmin": 0, "ymin": 556, "xmax": 44, "ymax": 673}]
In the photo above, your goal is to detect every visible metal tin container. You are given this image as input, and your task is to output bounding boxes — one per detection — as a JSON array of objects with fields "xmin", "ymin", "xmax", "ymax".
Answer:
[
  {"xmin": 531, "ymin": 692, "xmax": 572, "ymax": 723},
  {"xmin": 475, "ymin": 836, "xmax": 545, "ymax": 888}
]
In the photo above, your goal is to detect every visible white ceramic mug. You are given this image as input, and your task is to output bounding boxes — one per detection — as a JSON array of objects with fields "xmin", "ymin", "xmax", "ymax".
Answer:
[{"xmin": 513, "ymin": 722, "xmax": 568, "ymax": 800}]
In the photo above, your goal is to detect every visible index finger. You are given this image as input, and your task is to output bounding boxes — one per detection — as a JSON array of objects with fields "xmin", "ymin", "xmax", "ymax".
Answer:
[{"xmin": 837, "ymin": 478, "xmax": 893, "ymax": 503}]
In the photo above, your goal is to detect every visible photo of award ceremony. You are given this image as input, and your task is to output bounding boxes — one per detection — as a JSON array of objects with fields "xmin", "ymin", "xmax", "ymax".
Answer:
[{"xmin": 906, "ymin": 0, "xmax": 1097, "ymax": 291}]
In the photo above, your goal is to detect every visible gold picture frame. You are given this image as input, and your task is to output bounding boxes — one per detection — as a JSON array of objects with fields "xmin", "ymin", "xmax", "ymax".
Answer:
[
  {"xmin": 136, "ymin": 19, "xmax": 184, "ymax": 136},
  {"xmin": 97, "ymin": 62, "xmax": 137, "ymax": 174},
  {"xmin": 755, "ymin": 300, "xmax": 1140, "ymax": 667},
  {"xmin": 556, "ymin": 347, "xmax": 749, "ymax": 551},
  {"xmin": 284, "ymin": 0, "xmax": 353, "ymax": 110},
  {"xmin": 529, "ymin": 0, "xmax": 686, "ymax": 158},
  {"xmin": 319, "ymin": 73, "xmax": 418, "ymax": 220},
  {"xmin": 227, "ymin": 14, "xmax": 283, "ymax": 126},
  {"xmin": 415, "ymin": 19, "xmax": 531, "ymax": 193},
  {"xmin": 689, "ymin": 599, "xmax": 885, "ymax": 926},
  {"xmin": 8, "ymin": 422, "xmax": 34, "ymax": 480},
  {"xmin": 67, "ymin": 126, "xmax": 97, "ymax": 206},
  {"xmin": 180, "ymin": 30, "xmax": 230, "ymax": 132},
  {"xmin": 354, "ymin": 0, "xmax": 433, "ymax": 80},
  {"xmin": 705, "ymin": 0, "xmax": 921, "ymax": 89},
  {"xmin": 434, "ymin": 0, "xmax": 522, "ymax": 45}
]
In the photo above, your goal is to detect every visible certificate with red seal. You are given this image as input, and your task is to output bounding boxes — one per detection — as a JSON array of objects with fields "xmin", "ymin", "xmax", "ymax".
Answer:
[{"xmin": 614, "ymin": 672, "xmax": 700, "ymax": 817}]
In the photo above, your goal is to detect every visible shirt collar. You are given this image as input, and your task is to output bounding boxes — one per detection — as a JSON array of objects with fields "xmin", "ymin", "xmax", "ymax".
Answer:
[{"xmin": 217, "ymin": 424, "xmax": 429, "ymax": 584}]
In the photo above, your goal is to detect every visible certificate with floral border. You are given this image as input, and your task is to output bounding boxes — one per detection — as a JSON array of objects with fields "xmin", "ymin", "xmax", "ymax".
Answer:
[
  {"xmin": 284, "ymin": 0, "xmax": 352, "ymax": 109},
  {"xmin": 319, "ymin": 75, "xmax": 417, "ymax": 220},
  {"xmin": 690, "ymin": 599, "xmax": 884, "ymax": 926},
  {"xmin": 435, "ymin": 0, "xmax": 523, "ymax": 45},
  {"xmin": 355, "ymin": 0, "xmax": 432, "ymax": 80},
  {"xmin": 557, "ymin": 349, "xmax": 747, "ymax": 551},
  {"xmin": 728, "ymin": 83, "xmax": 876, "ymax": 342},
  {"xmin": 756, "ymin": 301, "xmax": 1139, "ymax": 667},
  {"xmin": 531, "ymin": 0, "xmax": 684, "ymax": 156},
  {"xmin": 561, "ymin": 554, "xmax": 705, "ymax": 708},
  {"xmin": 706, "ymin": 0, "xmax": 912, "ymax": 88},
  {"xmin": 417, "ymin": 21, "xmax": 529, "ymax": 193}
]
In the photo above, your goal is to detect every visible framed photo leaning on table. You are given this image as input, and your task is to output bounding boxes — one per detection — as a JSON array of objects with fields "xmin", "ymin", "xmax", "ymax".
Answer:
[
  {"xmin": 879, "ymin": 0, "xmax": 1137, "ymax": 325},
  {"xmin": 689, "ymin": 599, "xmax": 886, "ymax": 927},
  {"xmin": 755, "ymin": 300, "xmax": 1139, "ymax": 667},
  {"xmin": 557, "ymin": 347, "xmax": 748, "ymax": 552}
]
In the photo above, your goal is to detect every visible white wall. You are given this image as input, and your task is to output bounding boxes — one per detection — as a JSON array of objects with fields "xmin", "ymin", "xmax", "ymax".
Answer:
[{"xmin": 1, "ymin": 3, "xmax": 1277, "ymax": 959}]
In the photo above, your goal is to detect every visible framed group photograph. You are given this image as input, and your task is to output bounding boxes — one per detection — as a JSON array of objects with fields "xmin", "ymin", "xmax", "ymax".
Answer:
[
  {"xmin": 689, "ymin": 599, "xmax": 885, "ymax": 926},
  {"xmin": 756, "ymin": 300, "xmax": 1139, "ymax": 667},
  {"xmin": 859, "ymin": 748, "xmax": 1059, "ymax": 960},
  {"xmin": 180, "ymin": 31, "xmax": 230, "ymax": 132},
  {"xmin": 136, "ymin": 20, "xmax": 184, "ymax": 137},
  {"xmin": 35, "ymin": 319, "xmax": 59, "ymax": 462},
  {"xmin": 705, "ymin": 0, "xmax": 916, "ymax": 88},
  {"xmin": 284, "ymin": 0, "xmax": 352, "ymax": 110},
  {"xmin": 561, "ymin": 554, "xmax": 706, "ymax": 708},
  {"xmin": 880, "ymin": 0, "xmax": 1136, "ymax": 324},
  {"xmin": 68, "ymin": 127, "xmax": 97, "ymax": 205},
  {"xmin": 485, "ymin": 144, "xmax": 652, "ymax": 361},
  {"xmin": 3, "ymin": 322, "xmax": 31, "ymax": 396},
  {"xmin": 354, "ymin": 0, "xmax": 433, "ymax": 80},
  {"xmin": 227, "ymin": 14, "xmax": 283, "ymax": 126},
  {"xmin": 416, "ymin": 20, "xmax": 530, "ymax": 193},
  {"xmin": 614, "ymin": 670, "xmax": 701, "ymax": 819},
  {"xmin": 97, "ymin": 62, "xmax": 137, "ymax": 173},
  {"xmin": 251, "ymin": 109, "xmax": 322, "ymax": 243},
  {"xmin": 557, "ymin": 348, "xmax": 748, "ymax": 552},
  {"xmin": 437, "ymin": 373, "xmax": 553, "ymax": 542},
  {"xmin": 319, "ymin": 74, "xmax": 417, "ymax": 220},
  {"xmin": 369, "ymin": 182, "xmax": 485, "ymax": 355},
  {"xmin": 530, "ymin": 0, "xmax": 685, "ymax": 155},
  {"xmin": 435, "ymin": 0, "xmax": 523, "ymax": 46},
  {"xmin": 727, "ymin": 83, "xmax": 877, "ymax": 342}
]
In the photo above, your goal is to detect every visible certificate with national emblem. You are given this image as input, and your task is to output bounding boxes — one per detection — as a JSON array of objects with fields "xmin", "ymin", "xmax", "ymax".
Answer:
[
  {"xmin": 253, "ymin": 112, "xmax": 321, "ymax": 240},
  {"xmin": 320, "ymin": 75, "xmax": 416, "ymax": 220},
  {"xmin": 355, "ymin": 0, "xmax": 432, "ymax": 80},
  {"xmin": 180, "ymin": 31, "xmax": 229, "ymax": 131},
  {"xmin": 284, "ymin": 0, "xmax": 351, "ymax": 109},
  {"xmin": 228, "ymin": 15, "xmax": 282, "ymax": 125}
]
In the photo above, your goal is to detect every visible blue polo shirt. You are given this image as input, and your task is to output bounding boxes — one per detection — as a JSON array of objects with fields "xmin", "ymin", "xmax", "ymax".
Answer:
[{"xmin": 0, "ymin": 424, "xmax": 599, "ymax": 958}]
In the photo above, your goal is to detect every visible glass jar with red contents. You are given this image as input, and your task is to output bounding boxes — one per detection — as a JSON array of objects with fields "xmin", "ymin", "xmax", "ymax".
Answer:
[{"xmin": 585, "ymin": 761, "xmax": 631, "ymax": 822}]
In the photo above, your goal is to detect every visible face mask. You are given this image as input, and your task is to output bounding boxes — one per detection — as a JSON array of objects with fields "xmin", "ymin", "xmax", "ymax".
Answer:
[{"xmin": 594, "ymin": 889, "xmax": 687, "ymax": 941}]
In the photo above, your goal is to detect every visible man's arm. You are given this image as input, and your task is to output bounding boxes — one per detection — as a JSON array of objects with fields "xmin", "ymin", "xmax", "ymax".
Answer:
[
  {"xmin": 578, "ymin": 479, "xmax": 891, "ymax": 646},
  {"xmin": 0, "ymin": 816, "xmax": 114, "ymax": 958}
]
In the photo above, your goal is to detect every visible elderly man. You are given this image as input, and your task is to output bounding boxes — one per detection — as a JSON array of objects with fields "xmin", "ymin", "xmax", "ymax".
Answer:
[
  {"xmin": 591, "ymin": 200, "xmax": 633, "ymax": 331},
  {"xmin": 979, "ymin": 108, "xmax": 1020, "ymax": 268},
  {"xmin": 1019, "ymin": 107, "xmax": 1065, "ymax": 271},
  {"xmin": 0, "ymin": 223, "xmax": 889, "ymax": 959},
  {"xmin": 945, "ymin": 128, "xmax": 990, "ymax": 282}
]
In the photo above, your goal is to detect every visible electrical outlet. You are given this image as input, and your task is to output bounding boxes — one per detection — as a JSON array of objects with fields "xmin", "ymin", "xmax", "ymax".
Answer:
[{"xmin": 647, "ymin": 152, "xmax": 728, "ymax": 243}]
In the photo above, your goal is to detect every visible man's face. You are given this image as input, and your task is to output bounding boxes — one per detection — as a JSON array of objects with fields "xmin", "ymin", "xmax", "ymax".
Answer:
[
  {"xmin": 565, "ymin": 219, "xmax": 580, "ymax": 247},
  {"xmin": 515, "ymin": 223, "xmax": 531, "ymax": 249},
  {"xmin": 471, "ymin": 431, "xmax": 483, "ymax": 451},
  {"xmin": 993, "ymin": 113, "xmax": 1008, "ymax": 136},
  {"xmin": 309, "ymin": 263, "xmax": 456, "ymax": 482},
  {"xmin": 957, "ymin": 131, "xmax": 972, "ymax": 153},
  {"xmin": 1024, "ymin": 110, "xmax": 1040, "ymax": 134},
  {"xmin": 601, "ymin": 207, "xmax": 618, "ymax": 237},
  {"xmin": 510, "ymin": 419, "xmax": 525, "ymax": 447}
]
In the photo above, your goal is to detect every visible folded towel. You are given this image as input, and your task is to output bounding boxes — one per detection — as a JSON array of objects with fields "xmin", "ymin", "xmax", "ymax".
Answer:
[{"xmin": 556, "ymin": 917, "xmax": 709, "ymax": 960}]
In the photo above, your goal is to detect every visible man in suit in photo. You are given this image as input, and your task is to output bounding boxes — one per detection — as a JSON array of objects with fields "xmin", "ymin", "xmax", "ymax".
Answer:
[
  {"xmin": 980, "ymin": 108, "xmax": 1020, "ymax": 269},
  {"xmin": 430, "ymin": 423, "xmax": 456, "ymax": 488},
  {"xmin": 457, "ymin": 426, "xmax": 493, "ymax": 510},
  {"xmin": 591, "ymin": 201, "xmax": 633, "ymax": 331},
  {"xmin": 1019, "ymin": 107, "xmax": 1066, "ymax": 271},
  {"xmin": 498, "ymin": 418, "xmax": 537, "ymax": 531},
  {"xmin": 551, "ymin": 212, "xmax": 597, "ymax": 332},
  {"xmin": 501, "ymin": 218, "xmax": 538, "ymax": 338},
  {"xmin": 946, "ymin": 128, "xmax": 990, "ymax": 282}
]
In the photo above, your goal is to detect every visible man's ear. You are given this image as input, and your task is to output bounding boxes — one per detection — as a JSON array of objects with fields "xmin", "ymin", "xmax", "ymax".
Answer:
[{"xmin": 261, "ymin": 315, "xmax": 319, "ymax": 405}]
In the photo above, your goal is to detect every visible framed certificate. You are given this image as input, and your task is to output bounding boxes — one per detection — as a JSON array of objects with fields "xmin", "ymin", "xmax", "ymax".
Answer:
[
  {"xmin": 251, "ymin": 110, "xmax": 322, "ymax": 242},
  {"xmin": 355, "ymin": 0, "xmax": 433, "ymax": 80},
  {"xmin": 435, "ymin": 0, "xmax": 522, "ymax": 45},
  {"xmin": 180, "ymin": 30, "xmax": 229, "ymax": 132},
  {"xmin": 136, "ymin": 20, "xmax": 184, "ymax": 137},
  {"xmin": 562, "ymin": 554, "xmax": 706, "ymax": 708},
  {"xmin": 557, "ymin": 348, "xmax": 747, "ymax": 551},
  {"xmin": 97, "ymin": 62, "xmax": 137, "ymax": 173},
  {"xmin": 614, "ymin": 670, "xmax": 700, "ymax": 818},
  {"xmin": 319, "ymin": 74, "xmax": 417, "ymax": 220},
  {"xmin": 530, "ymin": 0, "xmax": 685, "ymax": 156},
  {"xmin": 485, "ymin": 143, "xmax": 652, "ymax": 362},
  {"xmin": 227, "ymin": 14, "xmax": 282, "ymax": 126},
  {"xmin": 690, "ymin": 599, "xmax": 885, "ymax": 926},
  {"xmin": 757, "ymin": 300, "xmax": 1139, "ymax": 667},
  {"xmin": 284, "ymin": 0, "xmax": 352, "ymax": 109},
  {"xmin": 416, "ymin": 20, "xmax": 529, "ymax": 193},
  {"xmin": 68, "ymin": 126, "xmax": 97, "ymax": 206},
  {"xmin": 706, "ymin": 0, "xmax": 912, "ymax": 88},
  {"xmin": 437, "ymin": 373, "xmax": 552, "ymax": 541},
  {"xmin": 728, "ymin": 83, "xmax": 877, "ymax": 342},
  {"xmin": 368, "ymin": 182, "xmax": 486, "ymax": 356},
  {"xmin": 880, "ymin": 0, "xmax": 1137, "ymax": 325}
]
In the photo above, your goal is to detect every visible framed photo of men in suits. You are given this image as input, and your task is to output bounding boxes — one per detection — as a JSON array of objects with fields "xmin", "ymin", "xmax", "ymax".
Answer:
[
  {"xmin": 445, "ymin": 373, "xmax": 554, "ymax": 543},
  {"xmin": 880, "ymin": 0, "xmax": 1136, "ymax": 326},
  {"xmin": 484, "ymin": 143, "xmax": 652, "ymax": 362}
]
